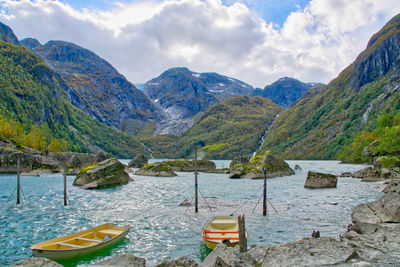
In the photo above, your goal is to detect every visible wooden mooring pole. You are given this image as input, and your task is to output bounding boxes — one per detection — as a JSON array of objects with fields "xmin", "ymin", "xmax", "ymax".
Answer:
[
  {"xmin": 194, "ymin": 145, "xmax": 198, "ymax": 213},
  {"xmin": 238, "ymin": 214, "xmax": 247, "ymax": 253},
  {"xmin": 63, "ymin": 165, "xmax": 68, "ymax": 206},
  {"xmin": 263, "ymin": 169, "xmax": 267, "ymax": 216},
  {"xmin": 17, "ymin": 158, "xmax": 21, "ymax": 204}
]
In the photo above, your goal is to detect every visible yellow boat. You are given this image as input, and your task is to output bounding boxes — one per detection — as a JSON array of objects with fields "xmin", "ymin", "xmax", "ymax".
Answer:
[
  {"xmin": 30, "ymin": 223, "xmax": 130, "ymax": 261},
  {"xmin": 202, "ymin": 216, "xmax": 246, "ymax": 250}
]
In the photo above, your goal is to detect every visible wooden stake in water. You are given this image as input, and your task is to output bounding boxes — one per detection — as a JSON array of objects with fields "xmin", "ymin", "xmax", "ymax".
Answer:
[
  {"xmin": 263, "ymin": 169, "xmax": 267, "ymax": 216},
  {"xmin": 63, "ymin": 165, "xmax": 68, "ymax": 206},
  {"xmin": 17, "ymin": 158, "xmax": 21, "ymax": 204},
  {"xmin": 238, "ymin": 214, "xmax": 247, "ymax": 253},
  {"xmin": 194, "ymin": 145, "xmax": 198, "ymax": 213}
]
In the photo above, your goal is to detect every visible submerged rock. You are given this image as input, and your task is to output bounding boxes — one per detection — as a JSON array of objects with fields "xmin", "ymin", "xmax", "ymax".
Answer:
[
  {"xmin": 304, "ymin": 171, "xmax": 337, "ymax": 189},
  {"xmin": 128, "ymin": 154, "xmax": 148, "ymax": 168},
  {"xmin": 73, "ymin": 158, "xmax": 132, "ymax": 189},
  {"xmin": 135, "ymin": 162, "xmax": 177, "ymax": 177}
]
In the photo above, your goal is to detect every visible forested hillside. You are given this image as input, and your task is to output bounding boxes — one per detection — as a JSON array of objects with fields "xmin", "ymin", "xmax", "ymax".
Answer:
[{"xmin": 0, "ymin": 41, "xmax": 149, "ymax": 157}]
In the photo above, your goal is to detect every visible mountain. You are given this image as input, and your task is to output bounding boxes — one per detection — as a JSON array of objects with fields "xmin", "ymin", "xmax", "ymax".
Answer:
[
  {"xmin": 20, "ymin": 38, "xmax": 164, "ymax": 135},
  {"xmin": 258, "ymin": 13, "xmax": 400, "ymax": 159},
  {"xmin": 0, "ymin": 22, "xmax": 19, "ymax": 45},
  {"xmin": 141, "ymin": 96, "xmax": 283, "ymax": 159},
  {"xmin": 253, "ymin": 77, "xmax": 322, "ymax": 108},
  {"xmin": 144, "ymin": 67, "xmax": 256, "ymax": 135},
  {"xmin": 0, "ymin": 22, "xmax": 150, "ymax": 157},
  {"xmin": 144, "ymin": 67, "xmax": 219, "ymax": 135}
]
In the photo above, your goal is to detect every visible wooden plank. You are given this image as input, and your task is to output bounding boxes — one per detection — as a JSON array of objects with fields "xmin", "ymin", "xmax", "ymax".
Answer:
[
  {"xmin": 57, "ymin": 242, "xmax": 83, "ymax": 248},
  {"xmin": 76, "ymin": 237, "xmax": 101, "ymax": 243},
  {"xmin": 204, "ymin": 230, "xmax": 239, "ymax": 234}
]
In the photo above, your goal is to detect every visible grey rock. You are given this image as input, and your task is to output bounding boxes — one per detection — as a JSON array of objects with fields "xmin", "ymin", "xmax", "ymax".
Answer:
[
  {"xmin": 95, "ymin": 150, "xmax": 111, "ymax": 163},
  {"xmin": 304, "ymin": 171, "xmax": 337, "ymax": 189},
  {"xmin": 135, "ymin": 162, "xmax": 177, "ymax": 177},
  {"xmin": 128, "ymin": 154, "xmax": 148, "ymax": 168},
  {"xmin": 352, "ymin": 261, "xmax": 372, "ymax": 267},
  {"xmin": 261, "ymin": 237, "xmax": 355, "ymax": 267},
  {"xmin": 352, "ymin": 167, "xmax": 380, "ymax": 180},
  {"xmin": 10, "ymin": 257, "xmax": 62, "ymax": 267},
  {"xmin": 73, "ymin": 158, "xmax": 132, "ymax": 189},
  {"xmin": 229, "ymin": 169, "xmax": 243, "ymax": 179},
  {"xmin": 93, "ymin": 254, "xmax": 146, "ymax": 267},
  {"xmin": 294, "ymin": 164, "xmax": 302, "ymax": 170},
  {"xmin": 156, "ymin": 256, "xmax": 198, "ymax": 267}
]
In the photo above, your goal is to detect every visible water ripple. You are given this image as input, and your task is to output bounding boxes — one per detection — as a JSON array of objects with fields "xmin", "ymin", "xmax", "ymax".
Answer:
[{"xmin": 0, "ymin": 161, "xmax": 384, "ymax": 266}]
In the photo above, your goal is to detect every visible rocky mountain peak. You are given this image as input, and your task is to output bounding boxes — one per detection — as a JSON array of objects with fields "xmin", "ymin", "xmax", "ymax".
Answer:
[
  {"xmin": 20, "ymin": 38, "xmax": 41, "ymax": 50},
  {"xmin": 0, "ymin": 21, "xmax": 20, "ymax": 45},
  {"xmin": 253, "ymin": 77, "xmax": 321, "ymax": 108}
]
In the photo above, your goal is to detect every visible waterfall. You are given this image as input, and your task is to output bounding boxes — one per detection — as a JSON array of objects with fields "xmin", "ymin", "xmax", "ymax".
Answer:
[{"xmin": 252, "ymin": 113, "xmax": 280, "ymax": 157}]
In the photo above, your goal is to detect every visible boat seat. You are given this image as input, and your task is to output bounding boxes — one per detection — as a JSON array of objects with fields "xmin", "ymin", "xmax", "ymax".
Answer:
[
  {"xmin": 205, "ymin": 230, "xmax": 239, "ymax": 234},
  {"xmin": 57, "ymin": 242, "xmax": 83, "ymax": 248},
  {"xmin": 203, "ymin": 236, "xmax": 239, "ymax": 240},
  {"xmin": 98, "ymin": 229, "xmax": 121, "ymax": 236},
  {"xmin": 210, "ymin": 220, "xmax": 237, "ymax": 229},
  {"xmin": 76, "ymin": 237, "xmax": 101, "ymax": 243}
]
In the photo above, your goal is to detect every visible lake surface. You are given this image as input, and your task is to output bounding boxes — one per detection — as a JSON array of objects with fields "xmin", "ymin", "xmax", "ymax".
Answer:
[{"xmin": 0, "ymin": 160, "xmax": 384, "ymax": 266}]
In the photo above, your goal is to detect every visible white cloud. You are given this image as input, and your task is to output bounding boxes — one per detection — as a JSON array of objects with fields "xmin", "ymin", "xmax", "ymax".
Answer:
[{"xmin": 0, "ymin": 0, "xmax": 399, "ymax": 88}]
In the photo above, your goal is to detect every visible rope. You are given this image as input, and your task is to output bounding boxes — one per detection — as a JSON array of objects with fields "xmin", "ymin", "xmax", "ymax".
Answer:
[
  {"xmin": 230, "ymin": 186, "xmax": 262, "ymax": 216},
  {"xmin": 252, "ymin": 191, "xmax": 263, "ymax": 213},
  {"xmin": 198, "ymin": 189, "xmax": 214, "ymax": 214},
  {"xmin": 138, "ymin": 186, "xmax": 193, "ymax": 215}
]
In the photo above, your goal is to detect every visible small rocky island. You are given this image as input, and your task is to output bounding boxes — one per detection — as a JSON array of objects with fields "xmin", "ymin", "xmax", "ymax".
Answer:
[
  {"xmin": 134, "ymin": 159, "xmax": 217, "ymax": 176},
  {"xmin": 229, "ymin": 151, "xmax": 294, "ymax": 179},
  {"xmin": 73, "ymin": 158, "xmax": 132, "ymax": 189}
]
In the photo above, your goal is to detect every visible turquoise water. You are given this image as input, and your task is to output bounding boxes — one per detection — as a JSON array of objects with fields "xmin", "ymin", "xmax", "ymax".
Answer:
[{"xmin": 0, "ymin": 160, "xmax": 383, "ymax": 266}]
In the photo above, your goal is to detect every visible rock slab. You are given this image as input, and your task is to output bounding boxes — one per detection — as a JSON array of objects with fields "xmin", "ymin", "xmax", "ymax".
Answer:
[{"xmin": 304, "ymin": 171, "xmax": 337, "ymax": 189}]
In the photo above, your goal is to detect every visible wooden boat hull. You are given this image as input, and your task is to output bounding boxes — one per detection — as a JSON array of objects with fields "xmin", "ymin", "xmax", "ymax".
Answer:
[
  {"xmin": 202, "ymin": 216, "xmax": 246, "ymax": 250},
  {"xmin": 30, "ymin": 223, "xmax": 130, "ymax": 261}
]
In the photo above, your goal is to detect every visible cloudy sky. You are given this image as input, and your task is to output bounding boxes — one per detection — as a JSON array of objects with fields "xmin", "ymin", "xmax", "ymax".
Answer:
[{"xmin": 0, "ymin": 0, "xmax": 399, "ymax": 88}]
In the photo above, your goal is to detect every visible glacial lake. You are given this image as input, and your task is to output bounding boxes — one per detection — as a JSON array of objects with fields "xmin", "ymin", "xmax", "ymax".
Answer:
[{"xmin": 0, "ymin": 160, "xmax": 384, "ymax": 266}]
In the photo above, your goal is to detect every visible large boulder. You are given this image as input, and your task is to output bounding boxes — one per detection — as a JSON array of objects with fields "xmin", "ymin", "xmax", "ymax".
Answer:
[
  {"xmin": 95, "ymin": 254, "xmax": 146, "ymax": 267},
  {"xmin": 156, "ymin": 256, "xmax": 198, "ymax": 267},
  {"xmin": 128, "ymin": 154, "xmax": 148, "ymax": 168},
  {"xmin": 304, "ymin": 171, "xmax": 338, "ymax": 189},
  {"xmin": 73, "ymin": 158, "xmax": 132, "ymax": 189},
  {"xmin": 10, "ymin": 257, "xmax": 62, "ymax": 267},
  {"xmin": 229, "ymin": 151, "xmax": 294, "ymax": 179},
  {"xmin": 201, "ymin": 238, "xmax": 356, "ymax": 267},
  {"xmin": 162, "ymin": 159, "xmax": 216, "ymax": 172},
  {"xmin": 135, "ymin": 162, "xmax": 177, "ymax": 177},
  {"xmin": 49, "ymin": 152, "xmax": 98, "ymax": 174}
]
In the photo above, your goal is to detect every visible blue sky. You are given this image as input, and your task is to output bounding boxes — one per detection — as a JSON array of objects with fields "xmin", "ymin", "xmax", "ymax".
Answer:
[{"xmin": 1, "ymin": 0, "xmax": 399, "ymax": 87}]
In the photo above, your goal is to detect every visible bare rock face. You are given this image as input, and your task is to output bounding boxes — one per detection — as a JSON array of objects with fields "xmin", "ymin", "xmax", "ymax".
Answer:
[
  {"xmin": 10, "ymin": 257, "xmax": 62, "ymax": 267},
  {"xmin": 73, "ymin": 158, "xmax": 132, "ymax": 189},
  {"xmin": 95, "ymin": 254, "xmax": 146, "ymax": 267},
  {"xmin": 304, "ymin": 171, "xmax": 337, "ymax": 189}
]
